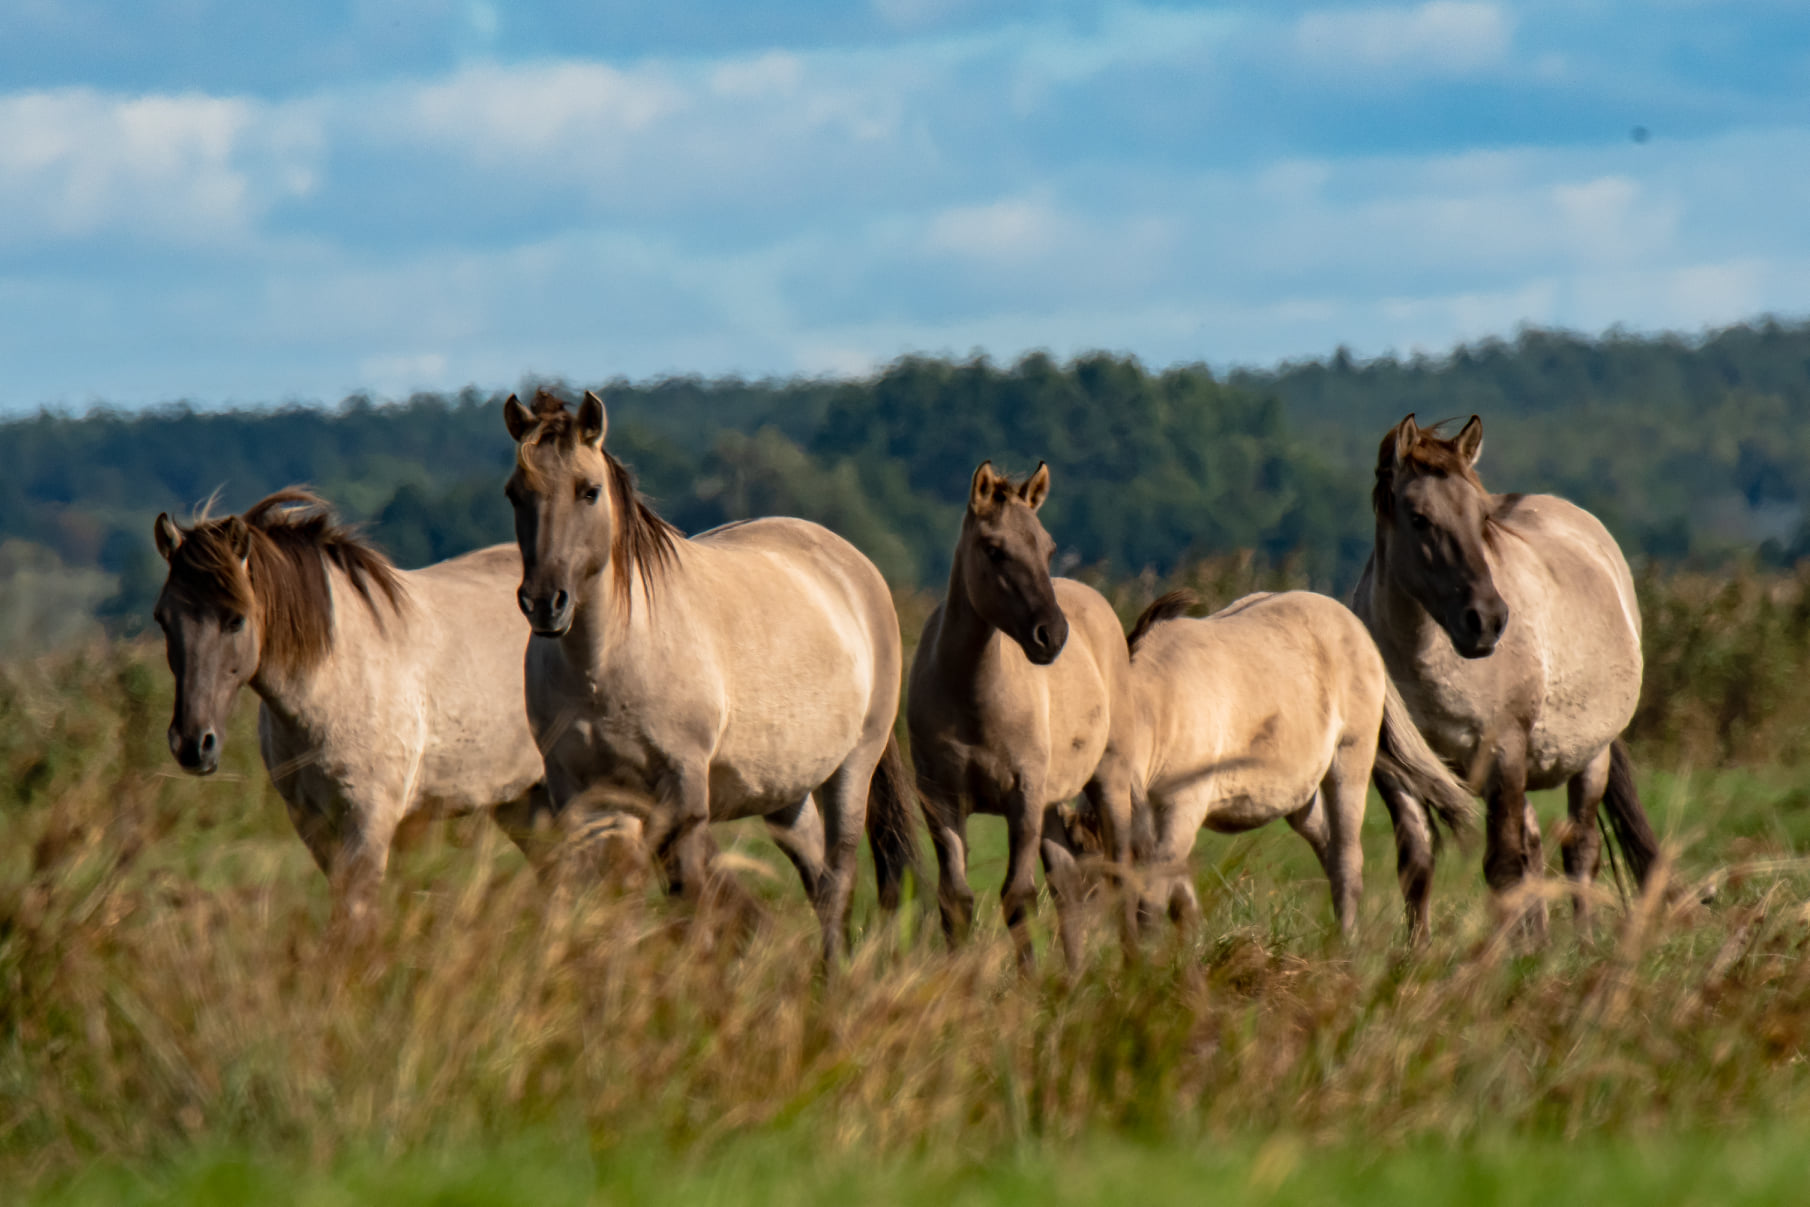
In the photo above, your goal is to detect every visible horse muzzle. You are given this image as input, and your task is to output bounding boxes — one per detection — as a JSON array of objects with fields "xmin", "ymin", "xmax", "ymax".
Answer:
[
  {"xmin": 1450, "ymin": 595, "xmax": 1508, "ymax": 659},
  {"xmin": 1019, "ymin": 614, "xmax": 1070, "ymax": 666},
  {"xmin": 170, "ymin": 725, "xmax": 220, "ymax": 776},
  {"xmin": 518, "ymin": 587, "xmax": 575, "ymax": 637}
]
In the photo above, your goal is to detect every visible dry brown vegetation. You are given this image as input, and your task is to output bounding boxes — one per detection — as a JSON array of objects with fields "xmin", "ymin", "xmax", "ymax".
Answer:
[{"xmin": 6, "ymin": 565, "xmax": 1810, "ymax": 1195}]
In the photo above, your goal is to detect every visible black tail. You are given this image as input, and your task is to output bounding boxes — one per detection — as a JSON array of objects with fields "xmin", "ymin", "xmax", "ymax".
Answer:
[
  {"xmin": 1127, "ymin": 590, "xmax": 1196, "ymax": 656},
  {"xmin": 1375, "ymin": 676, "xmax": 1477, "ymax": 846},
  {"xmin": 867, "ymin": 733, "xmax": 923, "ymax": 911},
  {"xmin": 1602, "ymin": 738, "xmax": 1659, "ymax": 888}
]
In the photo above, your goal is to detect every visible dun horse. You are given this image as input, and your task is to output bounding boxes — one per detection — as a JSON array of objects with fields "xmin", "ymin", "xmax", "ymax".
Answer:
[
  {"xmin": 1104, "ymin": 590, "xmax": 1473, "ymax": 938},
  {"xmin": 503, "ymin": 390, "xmax": 918, "ymax": 967},
  {"xmin": 908, "ymin": 461, "xmax": 1134, "ymax": 969},
  {"xmin": 1355, "ymin": 414, "xmax": 1659, "ymax": 938},
  {"xmin": 152, "ymin": 491, "xmax": 548, "ymax": 925}
]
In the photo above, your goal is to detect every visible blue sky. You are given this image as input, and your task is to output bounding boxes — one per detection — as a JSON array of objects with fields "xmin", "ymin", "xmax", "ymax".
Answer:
[{"xmin": 2, "ymin": 0, "xmax": 1808, "ymax": 412}]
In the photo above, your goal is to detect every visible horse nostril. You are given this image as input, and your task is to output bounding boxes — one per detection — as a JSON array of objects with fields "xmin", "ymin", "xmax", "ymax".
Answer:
[
  {"xmin": 1463, "ymin": 607, "xmax": 1485, "ymax": 636},
  {"xmin": 517, "ymin": 590, "xmax": 533, "ymax": 616},
  {"xmin": 552, "ymin": 590, "xmax": 570, "ymax": 613},
  {"xmin": 199, "ymin": 730, "xmax": 218, "ymax": 756},
  {"xmin": 1032, "ymin": 624, "xmax": 1051, "ymax": 649}
]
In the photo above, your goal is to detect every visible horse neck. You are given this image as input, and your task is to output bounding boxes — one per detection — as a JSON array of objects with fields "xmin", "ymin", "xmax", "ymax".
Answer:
[
  {"xmin": 934, "ymin": 553, "xmax": 1002, "ymax": 670},
  {"xmin": 1366, "ymin": 535, "xmax": 1453, "ymax": 659},
  {"xmin": 248, "ymin": 560, "xmax": 390, "ymax": 733},
  {"xmin": 557, "ymin": 561, "xmax": 661, "ymax": 672}
]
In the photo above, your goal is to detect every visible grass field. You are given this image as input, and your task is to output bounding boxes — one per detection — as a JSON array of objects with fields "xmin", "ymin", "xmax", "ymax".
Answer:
[{"xmin": 7, "ymin": 632, "xmax": 1810, "ymax": 1204}]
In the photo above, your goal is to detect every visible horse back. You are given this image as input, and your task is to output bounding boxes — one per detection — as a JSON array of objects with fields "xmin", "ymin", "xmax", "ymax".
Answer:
[{"xmin": 1129, "ymin": 591, "xmax": 1383, "ymax": 799}]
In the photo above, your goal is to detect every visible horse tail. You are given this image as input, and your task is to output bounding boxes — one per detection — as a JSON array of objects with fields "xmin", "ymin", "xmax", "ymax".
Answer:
[
  {"xmin": 1127, "ymin": 590, "xmax": 1196, "ymax": 656},
  {"xmin": 1602, "ymin": 738, "xmax": 1659, "ymax": 888},
  {"xmin": 867, "ymin": 732, "xmax": 923, "ymax": 911},
  {"xmin": 1374, "ymin": 676, "xmax": 1478, "ymax": 843}
]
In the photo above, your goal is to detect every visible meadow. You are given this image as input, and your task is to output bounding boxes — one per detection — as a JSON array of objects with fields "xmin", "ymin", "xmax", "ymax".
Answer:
[{"xmin": 6, "ymin": 561, "xmax": 1810, "ymax": 1203}]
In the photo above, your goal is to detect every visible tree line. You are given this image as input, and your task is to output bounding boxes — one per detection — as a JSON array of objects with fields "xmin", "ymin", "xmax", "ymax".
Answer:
[{"xmin": 5, "ymin": 319, "xmax": 1810, "ymax": 645}]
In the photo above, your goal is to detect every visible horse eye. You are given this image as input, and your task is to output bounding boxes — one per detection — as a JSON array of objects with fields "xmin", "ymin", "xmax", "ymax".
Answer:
[
  {"xmin": 985, "ymin": 544, "xmax": 1006, "ymax": 564},
  {"xmin": 1409, "ymin": 512, "xmax": 1431, "ymax": 531},
  {"xmin": 224, "ymin": 614, "xmax": 246, "ymax": 634},
  {"xmin": 580, "ymin": 484, "xmax": 602, "ymax": 505}
]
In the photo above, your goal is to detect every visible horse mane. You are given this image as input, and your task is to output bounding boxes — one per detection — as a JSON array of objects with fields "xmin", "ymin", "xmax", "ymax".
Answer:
[
  {"xmin": 1371, "ymin": 418, "xmax": 1487, "ymax": 519},
  {"xmin": 164, "ymin": 489, "xmax": 404, "ymax": 677},
  {"xmin": 1127, "ymin": 589, "xmax": 1197, "ymax": 656},
  {"xmin": 515, "ymin": 389, "xmax": 681, "ymax": 609}
]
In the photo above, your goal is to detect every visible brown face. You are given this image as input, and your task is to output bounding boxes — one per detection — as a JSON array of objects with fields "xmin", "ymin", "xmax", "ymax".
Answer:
[
  {"xmin": 959, "ymin": 461, "xmax": 1069, "ymax": 666},
  {"xmin": 503, "ymin": 391, "xmax": 613, "ymax": 637},
  {"xmin": 1377, "ymin": 415, "xmax": 1509, "ymax": 659},
  {"xmin": 152, "ymin": 515, "xmax": 262, "ymax": 775}
]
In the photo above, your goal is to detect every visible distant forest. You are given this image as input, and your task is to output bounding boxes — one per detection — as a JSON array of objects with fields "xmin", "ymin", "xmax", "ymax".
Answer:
[{"xmin": 5, "ymin": 319, "xmax": 1810, "ymax": 651}]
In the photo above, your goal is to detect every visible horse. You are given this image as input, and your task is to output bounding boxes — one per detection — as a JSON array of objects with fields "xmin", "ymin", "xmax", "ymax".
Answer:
[
  {"xmin": 907, "ymin": 460, "xmax": 1135, "ymax": 970},
  {"xmin": 501, "ymin": 389, "xmax": 918, "ymax": 967},
  {"xmin": 151, "ymin": 490, "xmax": 550, "ymax": 927},
  {"xmin": 1354, "ymin": 414, "xmax": 1659, "ymax": 939},
  {"xmin": 1104, "ymin": 589, "xmax": 1474, "ymax": 940}
]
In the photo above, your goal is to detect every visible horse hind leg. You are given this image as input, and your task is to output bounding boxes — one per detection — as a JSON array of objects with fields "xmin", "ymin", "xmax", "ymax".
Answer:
[
  {"xmin": 1373, "ymin": 764, "xmax": 1435, "ymax": 945},
  {"xmin": 1288, "ymin": 776, "xmax": 1363, "ymax": 940},
  {"xmin": 1321, "ymin": 744, "xmax": 1370, "ymax": 939},
  {"xmin": 1562, "ymin": 746, "xmax": 1611, "ymax": 927},
  {"xmin": 764, "ymin": 794, "xmax": 826, "ymax": 906},
  {"xmin": 811, "ymin": 751, "xmax": 880, "ymax": 968}
]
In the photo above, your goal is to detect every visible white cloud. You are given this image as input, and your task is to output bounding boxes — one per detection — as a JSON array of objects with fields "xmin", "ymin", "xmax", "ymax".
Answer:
[
  {"xmin": 1294, "ymin": 2, "xmax": 1514, "ymax": 77},
  {"xmin": 389, "ymin": 60, "xmax": 684, "ymax": 163},
  {"xmin": 0, "ymin": 87, "xmax": 318, "ymax": 246},
  {"xmin": 924, "ymin": 196, "xmax": 1072, "ymax": 263}
]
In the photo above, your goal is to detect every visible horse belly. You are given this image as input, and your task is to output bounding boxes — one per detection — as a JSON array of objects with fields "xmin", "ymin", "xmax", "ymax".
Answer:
[{"xmin": 709, "ymin": 683, "xmax": 871, "ymax": 819}]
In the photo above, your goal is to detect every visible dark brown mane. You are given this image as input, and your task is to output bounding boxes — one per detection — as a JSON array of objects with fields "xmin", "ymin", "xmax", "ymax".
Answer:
[
  {"xmin": 1127, "ymin": 589, "xmax": 1196, "ymax": 656},
  {"xmin": 516, "ymin": 390, "xmax": 681, "ymax": 607},
  {"xmin": 1372, "ymin": 419, "xmax": 1487, "ymax": 518},
  {"xmin": 164, "ymin": 489, "xmax": 404, "ymax": 677}
]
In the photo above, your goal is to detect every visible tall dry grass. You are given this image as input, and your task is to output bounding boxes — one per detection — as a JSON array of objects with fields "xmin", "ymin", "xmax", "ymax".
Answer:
[{"xmin": 4, "ymin": 566, "xmax": 1810, "ymax": 1189}]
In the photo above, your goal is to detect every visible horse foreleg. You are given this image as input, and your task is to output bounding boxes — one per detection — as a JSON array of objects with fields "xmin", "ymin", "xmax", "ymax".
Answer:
[
  {"xmin": 1374, "ymin": 766, "xmax": 1436, "ymax": 945},
  {"xmin": 1082, "ymin": 759, "xmax": 1141, "ymax": 957},
  {"xmin": 917, "ymin": 781, "xmax": 976, "ymax": 947},
  {"xmin": 1039, "ymin": 803, "xmax": 1086, "ymax": 973},
  {"xmin": 491, "ymin": 782, "xmax": 561, "ymax": 880},
  {"xmin": 1001, "ymin": 785, "xmax": 1046, "ymax": 974},
  {"xmin": 1484, "ymin": 744, "xmax": 1546, "ymax": 945}
]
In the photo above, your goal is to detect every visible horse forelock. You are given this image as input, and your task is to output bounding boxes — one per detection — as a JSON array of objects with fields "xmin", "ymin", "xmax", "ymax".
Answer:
[
  {"xmin": 1372, "ymin": 421, "xmax": 1487, "ymax": 519},
  {"xmin": 165, "ymin": 490, "xmax": 403, "ymax": 677}
]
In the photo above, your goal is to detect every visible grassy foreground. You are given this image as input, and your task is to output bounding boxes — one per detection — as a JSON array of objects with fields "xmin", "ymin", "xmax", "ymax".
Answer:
[
  {"xmin": 31, "ymin": 1130, "xmax": 1810, "ymax": 1207},
  {"xmin": 7, "ymin": 637, "xmax": 1810, "ymax": 1202}
]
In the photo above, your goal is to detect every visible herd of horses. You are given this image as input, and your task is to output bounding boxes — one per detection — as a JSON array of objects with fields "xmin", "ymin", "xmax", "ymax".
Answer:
[{"xmin": 149, "ymin": 390, "xmax": 1662, "ymax": 968}]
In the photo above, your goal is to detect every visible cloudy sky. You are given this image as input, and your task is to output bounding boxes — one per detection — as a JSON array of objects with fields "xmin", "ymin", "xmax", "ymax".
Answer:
[{"xmin": 2, "ymin": 0, "xmax": 1807, "ymax": 412}]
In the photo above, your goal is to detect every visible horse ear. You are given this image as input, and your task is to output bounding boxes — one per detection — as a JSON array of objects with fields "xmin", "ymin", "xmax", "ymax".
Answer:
[
  {"xmin": 224, "ymin": 516, "xmax": 253, "ymax": 563},
  {"xmin": 1391, "ymin": 413, "xmax": 1419, "ymax": 466},
  {"xmin": 153, "ymin": 513, "xmax": 183, "ymax": 561},
  {"xmin": 578, "ymin": 391, "xmax": 608, "ymax": 450},
  {"xmin": 1455, "ymin": 414, "xmax": 1483, "ymax": 467},
  {"xmin": 1020, "ymin": 462, "xmax": 1051, "ymax": 511},
  {"xmin": 969, "ymin": 461, "xmax": 1001, "ymax": 514},
  {"xmin": 502, "ymin": 394, "xmax": 535, "ymax": 443}
]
